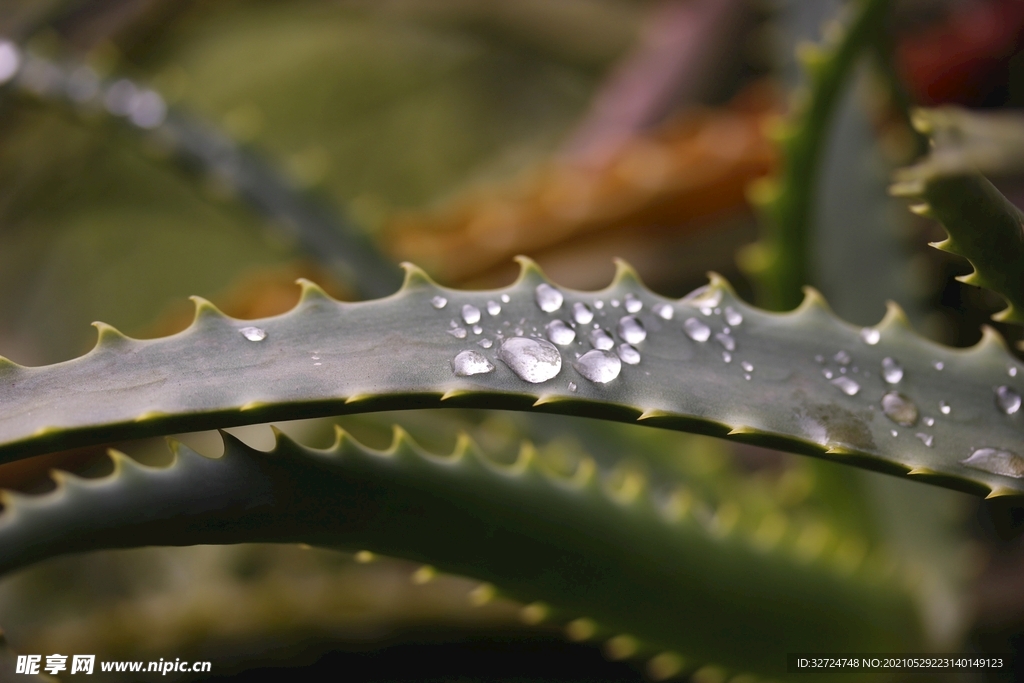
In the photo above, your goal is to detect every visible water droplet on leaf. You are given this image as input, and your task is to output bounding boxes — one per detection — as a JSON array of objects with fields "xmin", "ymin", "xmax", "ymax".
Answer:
[
  {"xmin": 617, "ymin": 344, "xmax": 640, "ymax": 365},
  {"xmin": 451, "ymin": 350, "xmax": 494, "ymax": 376},
  {"xmin": 461, "ymin": 304, "xmax": 480, "ymax": 325},
  {"xmin": 617, "ymin": 316, "xmax": 646, "ymax": 344},
  {"xmin": 573, "ymin": 302, "xmax": 594, "ymax": 324},
  {"xmin": 923, "ymin": 416, "xmax": 934, "ymax": 427},
  {"xmin": 590, "ymin": 328, "xmax": 614, "ymax": 350},
  {"xmin": 724, "ymin": 306, "xmax": 743, "ymax": 326},
  {"xmin": 501, "ymin": 294, "xmax": 510, "ymax": 303},
  {"xmin": 741, "ymin": 361, "xmax": 753, "ymax": 372},
  {"xmin": 624, "ymin": 294, "xmax": 642, "ymax": 313},
  {"xmin": 431, "ymin": 296, "xmax": 447, "ymax": 309},
  {"xmin": 1010, "ymin": 366, "xmax": 1019, "ymax": 378},
  {"xmin": 715, "ymin": 332, "xmax": 735, "ymax": 352},
  {"xmin": 478, "ymin": 338, "xmax": 493, "ymax": 349},
  {"xmin": 568, "ymin": 381, "xmax": 577, "ymax": 392},
  {"xmin": 962, "ymin": 448, "xmax": 1024, "ymax": 478},
  {"xmin": 830, "ymin": 376, "xmax": 860, "ymax": 396},
  {"xmin": 834, "ymin": 350, "xmax": 851, "ymax": 365},
  {"xmin": 240, "ymin": 326, "xmax": 267, "ymax": 342},
  {"xmin": 881, "ymin": 357, "xmax": 903, "ymax": 384},
  {"xmin": 546, "ymin": 320, "xmax": 576, "ymax": 346},
  {"xmin": 535, "ymin": 284, "xmax": 563, "ymax": 312},
  {"xmin": 497, "ymin": 337, "xmax": 561, "ymax": 383},
  {"xmin": 487, "ymin": 300, "xmax": 501, "ymax": 316},
  {"xmin": 722, "ymin": 351, "xmax": 732, "ymax": 363},
  {"xmin": 653, "ymin": 303, "xmax": 673, "ymax": 320},
  {"xmin": 939, "ymin": 401, "xmax": 951, "ymax": 415},
  {"xmin": 472, "ymin": 325, "xmax": 483, "ymax": 335},
  {"xmin": 448, "ymin": 328, "xmax": 467, "ymax": 339},
  {"xmin": 996, "ymin": 385, "xmax": 1021, "ymax": 415},
  {"xmin": 916, "ymin": 433, "xmax": 934, "ymax": 447},
  {"xmin": 881, "ymin": 391, "xmax": 918, "ymax": 426},
  {"xmin": 574, "ymin": 349, "xmax": 621, "ymax": 384},
  {"xmin": 860, "ymin": 328, "xmax": 880, "ymax": 345},
  {"xmin": 683, "ymin": 317, "xmax": 711, "ymax": 342}
]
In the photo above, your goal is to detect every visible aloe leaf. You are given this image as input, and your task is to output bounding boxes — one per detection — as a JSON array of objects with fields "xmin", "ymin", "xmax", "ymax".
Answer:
[
  {"xmin": 0, "ymin": 427, "xmax": 923, "ymax": 678},
  {"xmin": 891, "ymin": 112, "xmax": 1024, "ymax": 326},
  {"xmin": 1, "ymin": 258, "xmax": 1023, "ymax": 499},
  {"xmin": 740, "ymin": 0, "xmax": 890, "ymax": 311}
]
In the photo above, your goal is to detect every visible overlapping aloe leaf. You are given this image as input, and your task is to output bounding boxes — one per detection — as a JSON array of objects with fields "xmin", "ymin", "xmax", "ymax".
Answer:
[
  {"xmin": 1, "ymin": 259, "xmax": 1023, "ymax": 499},
  {"xmin": 892, "ymin": 110, "xmax": 1024, "ymax": 326},
  {"xmin": 0, "ymin": 427, "xmax": 922, "ymax": 679},
  {"xmin": 740, "ymin": 0, "xmax": 889, "ymax": 311}
]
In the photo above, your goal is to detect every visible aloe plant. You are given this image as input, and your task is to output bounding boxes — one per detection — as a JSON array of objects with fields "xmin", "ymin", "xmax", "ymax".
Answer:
[{"xmin": 2, "ymin": 0, "xmax": 1024, "ymax": 681}]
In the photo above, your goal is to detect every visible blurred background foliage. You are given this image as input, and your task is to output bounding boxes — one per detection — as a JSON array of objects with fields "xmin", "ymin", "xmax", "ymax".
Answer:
[{"xmin": 0, "ymin": 0, "xmax": 1023, "ymax": 680}]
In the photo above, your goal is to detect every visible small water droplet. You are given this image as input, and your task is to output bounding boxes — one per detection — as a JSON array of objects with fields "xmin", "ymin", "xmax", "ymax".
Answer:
[
  {"xmin": 996, "ymin": 385, "xmax": 1022, "ymax": 415},
  {"xmin": 724, "ymin": 306, "xmax": 743, "ymax": 326},
  {"xmin": 860, "ymin": 328, "xmax": 880, "ymax": 345},
  {"xmin": 461, "ymin": 304, "xmax": 481, "ymax": 325},
  {"xmin": 741, "ymin": 361, "xmax": 754, "ymax": 372},
  {"xmin": 683, "ymin": 317, "xmax": 711, "ymax": 342},
  {"xmin": 590, "ymin": 328, "xmax": 614, "ymax": 350},
  {"xmin": 624, "ymin": 293, "xmax": 642, "ymax": 313},
  {"xmin": 478, "ymin": 338, "xmax": 493, "ymax": 349},
  {"xmin": 653, "ymin": 303, "xmax": 674, "ymax": 320},
  {"xmin": 448, "ymin": 327, "xmax": 468, "ymax": 339},
  {"xmin": 744, "ymin": 373, "xmax": 752, "ymax": 380},
  {"xmin": 714, "ymin": 332, "xmax": 736, "ymax": 352},
  {"xmin": 535, "ymin": 284, "xmax": 563, "ymax": 312},
  {"xmin": 617, "ymin": 316, "xmax": 646, "ymax": 344},
  {"xmin": 240, "ymin": 326, "xmax": 267, "ymax": 342},
  {"xmin": 881, "ymin": 357, "xmax": 903, "ymax": 384},
  {"xmin": 834, "ymin": 350, "xmax": 851, "ymax": 365},
  {"xmin": 472, "ymin": 325, "xmax": 483, "ymax": 335},
  {"xmin": 568, "ymin": 381, "xmax": 577, "ymax": 392},
  {"xmin": 890, "ymin": 429, "xmax": 898, "ymax": 438},
  {"xmin": 487, "ymin": 300, "xmax": 501, "ymax": 316},
  {"xmin": 684, "ymin": 284, "xmax": 722, "ymax": 310},
  {"xmin": 501, "ymin": 294, "xmax": 510, "ymax": 303},
  {"xmin": 923, "ymin": 416, "xmax": 934, "ymax": 427},
  {"xmin": 839, "ymin": 367, "xmax": 847, "ymax": 374},
  {"xmin": 497, "ymin": 337, "xmax": 561, "ymax": 383},
  {"xmin": 939, "ymin": 401, "xmax": 951, "ymax": 415},
  {"xmin": 933, "ymin": 361, "xmax": 944, "ymax": 371},
  {"xmin": 617, "ymin": 343, "xmax": 640, "ymax": 365},
  {"xmin": 822, "ymin": 369, "xmax": 833, "ymax": 379},
  {"xmin": 916, "ymin": 433, "xmax": 934, "ymax": 447},
  {"xmin": 611, "ymin": 299, "xmax": 621, "ymax": 308},
  {"xmin": 1009, "ymin": 366, "xmax": 1019, "ymax": 377},
  {"xmin": 722, "ymin": 351, "xmax": 732, "ymax": 363},
  {"xmin": 574, "ymin": 349, "xmax": 621, "ymax": 383},
  {"xmin": 881, "ymin": 391, "xmax": 919, "ymax": 426},
  {"xmin": 313, "ymin": 362, "xmax": 321, "ymax": 366},
  {"xmin": 431, "ymin": 296, "xmax": 447, "ymax": 309},
  {"xmin": 594, "ymin": 300, "xmax": 604, "ymax": 310},
  {"xmin": 830, "ymin": 376, "xmax": 860, "ymax": 396},
  {"xmin": 573, "ymin": 302, "xmax": 594, "ymax": 324},
  {"xmin": 963, "ymin": 448, "xmax": 1024, "ymax": 478},
  {"xmin": 546, "ymin": 320, "xmax": 576, "ymax": 346},
  {"xmin": 452, "ymin": 350, "xmax": 494, "ymax": 376},
  {"xmin": 814, "ymin": 354, "xmax": 824, "ymax": 364}
]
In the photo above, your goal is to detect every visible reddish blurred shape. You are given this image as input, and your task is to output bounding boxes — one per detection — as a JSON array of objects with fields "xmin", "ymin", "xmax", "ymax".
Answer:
[{"xmin": 896, "ymin": 0, "xmax": 1024, "ymax": 106}]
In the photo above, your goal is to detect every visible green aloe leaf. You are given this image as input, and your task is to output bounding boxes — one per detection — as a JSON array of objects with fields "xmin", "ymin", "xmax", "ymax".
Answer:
[
  {"xmin": 891, "ymin": 111, "xmax": 1024, "ymax": 326},
  {"xmin": 1, "ymin": 259, "xmax": 1023, "ymax": 498},
  {"xmin": 0, "ymin": 427, "xmax": 922, "ymax": 679}
]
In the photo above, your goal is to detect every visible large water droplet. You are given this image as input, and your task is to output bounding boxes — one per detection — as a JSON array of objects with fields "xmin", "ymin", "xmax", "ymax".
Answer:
[
  {"xmin": 573, "ymin": 302, "xmax": 594, "ymax": 324},
  {"xmin": 939, "ymin": 400, "xmax": 951, "ymax": 415},
  {"xmin": 448, "ymin": 327, "xmax": 467, "ymax": 339},
  {"xmin": 546, "ymin": 320, "xmax": 576, "ymax": 346},
  {"xmin": 487, "ymin": 300, "xmax": 501, "ymax": 316},
  {"xmin": 462, "ymin": 304, "xmax": 481, "ymax": 325},
  {"xmin": 617, "ymin": 343, "xmax": 640, "ymax": 365},
  {"xmin": 724, "ymin": 306, "xmax": 743, "ymax": 326},
  {"xmin": 653, "ymin": 303, "xmax": 674, "ymax": 320},
  {"xmin": 617, "ymin": 316, "xmax": 646, "ymax": 344},
  {"xmin": 962, "ymin": 448, "xmax": 1024, "ymax": 478},
  {"xmin": 715, "ymin": 332, "xmax": 736, "ymax": 352},
  {"xmin": 624, "ymin": 294, "xmax": 642, "ymax": 313},
  {"xmin": 535, "ymin": 284, "xmax": 563, "ymax": 312},
  {"xmin": 240, "ymin": 326, "xmax": 267, "ymax": 342},
  {"xmin": 860, "ymin": 328, "xmax": 880, "ymax": 345},
  {"xmin": 683, "ymin": 317, "xmax": 711, "ymax": 342},
  {"xmin": 834, "ymin": 350, "xmax": 851, "ymax": 365},
  {"xmin": 830, "ymin": 376, "xmax": 860, "ymax": 396},
  {"xmin": 497, "ymin": 337, "xmax": 561, "ymax": 383},
  {"xmin": 451, "ymin": 350, "xmax": 494, "ymax": 376},
  {"xmin": 881, "ymin": 357, "xmax": 903, "ymax": 384},
  {"xmin": 881, "ymin": 391, "xmax": 918, "ymax": 426},
  {"xmin": 574, "ymin": 350, "xmax": 621, "ymax": 384},
  {"xmin": 590, "ymin": 328, "xmax": 614, "ymax": 350},
  {"xmin": 996, "ymin": 385, "xmax": 1022, "ymax": 415},
  {"xmin": 431, "ymin": 296, "xmax": 448, "ymax": 309}
]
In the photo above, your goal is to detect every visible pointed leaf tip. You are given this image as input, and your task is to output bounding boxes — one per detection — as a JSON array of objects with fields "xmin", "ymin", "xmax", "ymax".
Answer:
[
  {"xmin": 398, "ymin": 262, "xmax": 436, "ymax": 290},
  {"xmin": 879, "ymin": 300, "xmax": 911, "ymax": 331},
  {"xmin": 91, "ymin": 321, "xmax": 131, "ymax": 348},
  {"xmin": 295, "ymin": 278, "xmax": 332, "ymax": 303},
  {"xmin": 512, "ymin": 255, "xmax": 547, "ymax": 284},
  {"xmin": 986, "ymin": 486, "xmax": 1019, "ymax": 499},
  {"xmin": 189, "ymin": 295, "xmax": 226, "ymax": 321},
  {"xmin": 611, "ymin": 258, "xmax": 643, "ymax": 287},
  {"xmin": 795, "ymin": 286, "xmax": 831, "ymax": 315}
]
